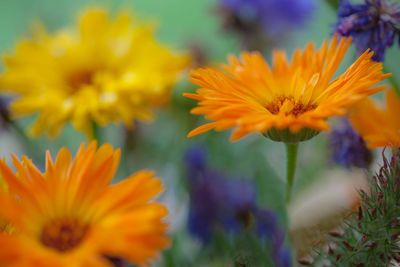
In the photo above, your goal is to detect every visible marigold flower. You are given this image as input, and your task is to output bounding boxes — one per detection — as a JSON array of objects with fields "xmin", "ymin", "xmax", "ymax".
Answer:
[
  {"xmin": 0, "ymin": 8, "xmax": 189, "ymax": 138},
  {"xmin": 349, "ymin": 90, "xmax": 400, "ymax": 148},
  {"xmin": 0, "ymin": 142, "xmax": 169, "ymax": 266},
  {"xmin": 185, "ymin": 35, "xmax": 389, "ymax": 142}
]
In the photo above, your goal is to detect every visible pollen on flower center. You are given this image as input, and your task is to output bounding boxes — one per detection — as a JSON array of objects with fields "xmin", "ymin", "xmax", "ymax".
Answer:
[
  {"xmin": 265, "ymin": 96, "xmax": 317, "ymax": 116},
  {"xmin": 40, "ymin": 218, "xmax": 89, "ymax": 252}
]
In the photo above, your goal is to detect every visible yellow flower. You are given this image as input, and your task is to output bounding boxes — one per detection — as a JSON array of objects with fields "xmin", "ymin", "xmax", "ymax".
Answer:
[
  {"xmin": 184, "ymin": 36, "xmax": 389, "ymax": 142},
  {"xmin": 349, "ymin": 89, "xmax": 400, "ymax": 148},
  {"xmin": 0, "ymin": 8, "xmax": 189, "ymax": 138},
  {"xmin": 0, "ymin": 142, "xmax": 169, "ymax": 266}
]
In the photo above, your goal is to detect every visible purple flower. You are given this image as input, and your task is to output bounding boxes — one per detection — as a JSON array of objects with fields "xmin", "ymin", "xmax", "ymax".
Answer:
[
  {"xmin": 184, "ymin": 146, "xmax": 292, "ymax": 267},
  {"xmin": 335, "ymin": 0, "xmax": 400, "ymax": 61},
  {"xmin": 329, "ymin": 119, "xmax": 372, "ymax": 169},
  {"xmin": 218, "ymin": 0, "xmax": 315, "ymax": 49},
  {"xmin": 185, "ymin": 146, "xmax": 256, "ymax": 242},
  {"xmin": 255, "ymin": 210, "xmax": 292, "ymax": 267}
]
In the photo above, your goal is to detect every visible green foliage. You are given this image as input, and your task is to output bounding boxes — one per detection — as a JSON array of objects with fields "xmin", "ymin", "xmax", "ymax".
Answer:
[{"xmin": 311, "ymin": 151, "xmax": 400, "ymax": 266}]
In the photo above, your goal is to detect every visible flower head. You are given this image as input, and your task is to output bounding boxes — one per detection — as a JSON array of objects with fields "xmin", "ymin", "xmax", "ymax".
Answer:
[
  {"xmin": 0, "ymin": 8, "xmax": 189, "ymax": 138},
  {"xmin": 0, "ymin": 142, "xmax": 169, "ymax": 266},
  {"xmin": 335, "ymin": 0, "xmax": 400, "ymax": 61},
  {"xmin": 329, "ymin": 118, "xmax": 372, "ymax": 168},
  {"xmin": 349, "ymin": 89, "xmax": 400, "ymax": 148},
  {"xmin": 185, "ymin": 36, "xmax": 389, "ymax": 142},
  {"xmin": 218, "ymin": 0, "xmax": 315, "ymax": 49}
]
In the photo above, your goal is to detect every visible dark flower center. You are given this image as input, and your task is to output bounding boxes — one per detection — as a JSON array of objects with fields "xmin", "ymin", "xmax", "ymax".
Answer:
[
  {"xmin": 40, "ymin": 218, "xmax": 89, "ymax": 252},
  {"xmin": 67, "ymin": 70, "xmax": 94, "ymax": 91},
  {"xmin": 265, "ymin": 96, "xmax": 317, "ymax": 116}
]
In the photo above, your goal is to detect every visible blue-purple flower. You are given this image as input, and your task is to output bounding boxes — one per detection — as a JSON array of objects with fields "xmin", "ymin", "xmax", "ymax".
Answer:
[
  {"xmin": 255, "ymin": 210, "xmax": 292, "ymax": 267},
  {"xmin": 218, "ymin": 0, "xmax": 315, "ymax": 49},
  {"xmin": 335, "ymin": 0, "xmax": 400, "ymax": 61},
  {"xmin": 329, "ymin": 118, "xmax": 372, "ymax": 169},
  {"xmin": 184, "ymin": 146, "xmax": 291, "ymax": 267}
]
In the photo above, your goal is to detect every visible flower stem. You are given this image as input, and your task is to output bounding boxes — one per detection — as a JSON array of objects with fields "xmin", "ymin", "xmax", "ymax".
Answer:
[
  {"xmin": 285, "ymin": 143, "xmax": 299, "ymax": 203},
  {"xmin": 91, "ymin": 121, "xmax": 102, "ymax": 143}
]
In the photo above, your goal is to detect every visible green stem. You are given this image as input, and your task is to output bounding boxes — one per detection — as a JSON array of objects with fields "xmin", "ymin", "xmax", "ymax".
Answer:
[
  {"xmin": 285, "ymin": 143, "xmax": 299, "ymax": 203},
  {"xmin": 91, "ymin": 121, "xmax": 102, "ymax": 143}
]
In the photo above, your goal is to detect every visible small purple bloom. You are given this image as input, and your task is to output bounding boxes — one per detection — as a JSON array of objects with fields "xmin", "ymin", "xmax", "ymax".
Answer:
[
  {"xmin": 255, "ymin": 210, "xmax": 292, "ymax": 267},
  {"xmin": 185, "ymin": 146, "xmax": 256, "ymax": 242},
  {"xmin": 218, "ymin": 0, "xmax": 315, "ymax": 49},
  {"xmin": 335, "ymin": 0, "xmax": 400, "ymax": 61},
  {"xmin": 329, "ymin": 119, "xmax": 372, "ymax": 169},
  {"xmin": 184, "ymin": 146, "xmax": 292, "ymax": 267}
]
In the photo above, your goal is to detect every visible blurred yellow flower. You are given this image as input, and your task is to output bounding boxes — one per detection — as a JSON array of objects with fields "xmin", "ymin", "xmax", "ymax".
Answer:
[
  {"xmin": 185, "ymin": 36, "xmax": 389, "ymax": 142},
  {"xmin": 349, "ymin": 89, "xmax": 400, "ymax": 148},
  {"xmin": 0, "ymin": 142, "xmax": 169, "ymax": 266},
  {"xmin": 0, "ymin": 8, "xmax": 189, "ymax": 138}
]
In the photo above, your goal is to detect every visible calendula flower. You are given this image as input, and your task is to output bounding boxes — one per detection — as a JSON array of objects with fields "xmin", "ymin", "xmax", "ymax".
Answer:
[
  {"xmin": 185, "ymin": 35, "xmax": 389, "ymax": 142},
  {"xmin": 0, "ymin": 142, "xmax": 169, "ymax": 266},
  {"xmin": 349, "ymin": 90, "xmax": 400, "ymax": 148},
  {"xmin": 0, "ymin": 8, "xmax": 188, "ymax": 138},
  {"xmin": 335, "ymin": 0, "xmax": 400, "ymax": 61}
]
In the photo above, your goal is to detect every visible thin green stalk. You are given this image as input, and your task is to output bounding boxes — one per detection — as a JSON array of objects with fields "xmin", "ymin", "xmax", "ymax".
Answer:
[
  {"xmin": 91, "ymin": 121, "xmax": 102, "ymax": 143},
  {"xmin": 285, "ymin": 143, "xmax": 299, "ymax": 203}
]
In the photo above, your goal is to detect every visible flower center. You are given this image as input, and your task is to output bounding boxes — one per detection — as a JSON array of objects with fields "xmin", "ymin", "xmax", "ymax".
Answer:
[
  {"xmin": 40, "ymin": 218, "xmax": 89, "ymax": 252},
  {"xmin": 265, "ymin": 96, "xmax": 317, "ymax": 116},
  {"xmin": 0, "ymin": 221, "xmax": 12, "ymax": 234},
  {"xmin": 67, "ymin": 70, "xmax": 94, "ymax": 91}
]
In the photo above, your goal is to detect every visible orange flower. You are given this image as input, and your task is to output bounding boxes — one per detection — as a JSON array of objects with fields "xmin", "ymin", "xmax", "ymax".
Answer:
[
  {"xmin": 0, "ymin": 142, "xmax": 169, "ymax": 266},
  {"xmin": 349, "ymin": 89, "xmax": 400, "ymax": 148},
  {"xmin": 185, "ymin": 36, "xmax": 389, "ymax": 142}
]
